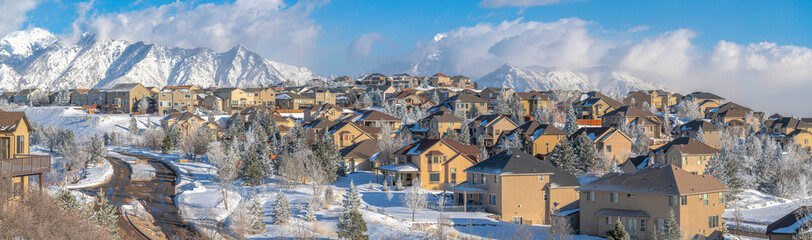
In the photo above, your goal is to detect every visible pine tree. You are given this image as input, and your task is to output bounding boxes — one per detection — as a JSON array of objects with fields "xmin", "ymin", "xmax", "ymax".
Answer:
[
  {"xmin": 249, "ymin": 198, "xmax": 266, "ymax": 234},
  {"xmin": 663, "ymin": 210, "xmax": 682, "ymax": 240},
  {"xmin": 305, "ymin": 196, "xmax": 319, "ymax": 222},
  {"xmin": 563, "ymin": 106, "xmax": 578, "ymax": 135},
  {"xmin": 606, "ymin": 219, "xmax": 630, "ymax": 240},
  {"xmin": 272, "ymin": 191, "xmax": 291, "ymax": 225},
  {"xmin": 338, "ymin": 181, "xmax": 369, "ymax": 240},
  {"xmin": 695, "ymin": 126, "xmax": 706, "ymax": 143},
  {"xmin": 109, "ymin": 132, "xmax": 117, "ymax": 145},
  {"xmin": 103, "ymin": 132, "xmax": 111, "ymax": 145},
  {"xmin": 573, "ymin": 132, "xmax": 597, "ymax": 171},
  {"xmin": 161, "ymin": 134, "xmax": 173, "ymax": 154},
  {"xmin": 549, "ymin": 138, "xmax": 578, "ymax": 174},
  {"xmin": 458, "ymin": 123, "xmax": 471, "ymax": 145},
  {"xmin": 93, "ymin": 189, "xmax": 119, "ymax": 233},
  {"xmin": 241, "ymin": 147, "xmax": 264, "ymax": 186},
  {"xmin": 227, "ymin": 117, "xmax": 246, "ymax": 141},
  {"xmin": 129, "ymin": 116, "xmax": 139, "ymax": 135},
  {"xmin": 313, "ymin": 134, "xmax": 342, "ymax": 183},
  {"xmin": 88, "ymin": 134, "xmax": 106, "ymax": 164}
]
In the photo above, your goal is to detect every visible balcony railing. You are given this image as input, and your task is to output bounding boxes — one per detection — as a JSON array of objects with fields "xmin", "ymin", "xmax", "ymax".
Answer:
[{"xmin": 0, "ymin": 154, "xmax": 51, "ymax": 177}]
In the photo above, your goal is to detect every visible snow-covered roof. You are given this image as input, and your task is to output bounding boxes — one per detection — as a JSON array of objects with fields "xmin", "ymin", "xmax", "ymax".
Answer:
[
  {"xmin": 554, "ymin": 208, "xmax": 579, "ymax": 217},
  {"xmin": 377, "ymin": 163, "xmax": 419, "ymax": 172}
]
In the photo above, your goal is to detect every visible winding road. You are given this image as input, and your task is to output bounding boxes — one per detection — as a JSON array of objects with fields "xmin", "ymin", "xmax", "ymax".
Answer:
[{"xmin": 78, "ymin": 153, "xmax": 197, "ymax": 240}]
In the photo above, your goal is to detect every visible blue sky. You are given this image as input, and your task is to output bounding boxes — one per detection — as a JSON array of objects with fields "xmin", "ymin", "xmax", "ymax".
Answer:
[{"xmin": 20, "ymin": 0, "xmax": 812, "ymax": 74}]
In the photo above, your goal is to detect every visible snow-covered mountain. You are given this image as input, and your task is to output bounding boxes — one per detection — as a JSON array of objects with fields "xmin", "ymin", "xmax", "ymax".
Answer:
[
  {"xmin": 477, "ymin": 64, "xmax": 667, "ymax": 95},
  {"xmin": 0, "ymin": 28, "xmax": 320, "ymax": 91}
]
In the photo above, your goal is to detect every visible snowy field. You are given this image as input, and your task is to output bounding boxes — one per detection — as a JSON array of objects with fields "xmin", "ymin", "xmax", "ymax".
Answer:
[{"xmin": 724, "ymin": 189, "xmax": 810, "ymax": 233}]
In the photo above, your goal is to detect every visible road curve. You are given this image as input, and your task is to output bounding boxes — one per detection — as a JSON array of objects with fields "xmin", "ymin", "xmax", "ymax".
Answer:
[{"xmin": 79, "ymin": 153, "xmax": 197, "ymax": 240}]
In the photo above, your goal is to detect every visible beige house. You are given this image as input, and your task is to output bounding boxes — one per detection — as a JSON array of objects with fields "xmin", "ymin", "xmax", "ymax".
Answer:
[
  {"xmin": 339, "ymin": 139, "xmax": 379, "ymax": 172},
  {"xmin": 450, "ymin": 75, "xmax": 474, "ymax": 89},
  {"xmin": 276, "ymin": 92, "xmax": 315, "ymax": 110},
  {"xmin": 650, "ymin": 137, "xmax": 719, "ymax": 175},
  {"xmin": 450, "ymin": 148, "xmax": 580, "ymax": 225},
  {"xmin": 324, "ymin": 121, "xmax": 379, "ymax": 148},
  {"xmin": 103, "ymin": 83, "xmax": 151, "ymax": 113},
  {"xmin": 436, "ymin": 94, "xmax": 489, "ymax": 116},
  {"xmin": 0, "ymin": 111, "xmax": 50, "ymax": 196},
  {"xmin": 304, "ymin": 104, "xmax": 343, "ymax": 122},
  {"xmin": 674, "ymin": 120, "xmax": 720, "ymax": 148},
  {"xmin": 503, "ymin": 121, "xmax": 567, "ymax": 158},
  {"xmin": 684, "ymin": 92, "xmax": 726, "ymax": 105},
  {"xmin": 574, "ymin": 93, "xmax": 624, "ymax": 120},
  {"xmin": 705, "ymin": 102, "xmax": 759, "ymax": 124},
  {"xmin": 470, "ymin": 114, "xmax": 518, "ymax": 147},
  {"xmin": 160, "ymin": 111, "xmax": 205, "ymax": 135},
  {"xmin": 213, "ymin": 88, "xmax": 253, "ymax": 113},
  {"xmin": 157, "ymin": 86, "xmax": 198, "ymax": 114},
  {"xmin": 516, "ymin": 91, "xmax": 553, "ymax": 116},
  {"xmin": 479, "ymin": 87, "xmax": 515, "ymax": 104},
  {"xmin": 382, "ymin": 138, "xmax": 480, "ymax": 190},
  {"xmin": 570, "ymin": 127, "xmax": 633, "ymax": 162},
  {"xmin": 345, "ymin": 109, "xmax": 402, "ymax": 130},
  {"xmin": 764, "ymin": 117, "xmax": 812, "ymax": 150},
  {"xmin": 302, "ymin": 88, "xmax": 336, "ymax": 105},
  {"xmin": 577, "ymin": 164, "xmax": 728, "ymax": 240},
  {"xmin": 244, "ymin": 88, "xmax": 277, "ymax": 107},
  {"xmin": 429, "ymin": 73, "xmax": 452, "ymax": 87},
  {"xmin": 624, "ymin": 90, "xmax": 677, "ymax": 111},
  {"xmin": 421, "ymin": 111, "xmax": 463, "ymax": 137},
  {"xmin": 603, "ymin": 106, "xmax": 665, "ymax": 139}
]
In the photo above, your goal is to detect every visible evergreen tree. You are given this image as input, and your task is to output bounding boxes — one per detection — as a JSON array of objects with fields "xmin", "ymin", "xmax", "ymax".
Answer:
[
  {"xmin": 93, "ymin": 189, "xmax": 119, "ymax": 234},
  {"xmin": 663, "ymin": 210, "xmax": 682, "ymax": 240},
  {"xmin": 458, "ymin": 123, "xmax": 471, "ymax": 145},
  {"xmin": 314, "ymin": 134, "xmax": 342, "ymax": 183},
  {"xmin": 109, "ymin": 132, "xmax": 117, "ymax": 145},
  {"xmin": 88, "ymin": 134, "xmax": 106, "ymax": 164},
  {"xmin": 241, "ymin": 148, "xmax": 264, "ymax": 186},
  {"xmin": 129, "ymin": 116, "xmax": 139, "ymax": 135},
  {"xmin": 304, "ymin": 197, "xmax": 319, "ymax": 222},
  {"xmin": 563, "ymin": 105, "xmax": 578, "ymax": 135},
  {"xmin": 249, "ymin": 198, "xmax": 266, "ymax": 234},
  {"xmin": 706, "ymin": 148, "xmax": 743, "ymax": 199},
  {"xmin": 272, "ymin": 191, "xmax": 291, "ymax": 224},
  {"xmin": 606, "ymin": 219, "xmax": 630, "ymax": 240},
  {"xmin": 695, "ymin": 126, "xmax": 706, "ymax": 144},
  {"xmin": 161, "ymin": 134, "xmax": 174, "ymax": 154},
  {"xmin": 549, "ymin": 138, "xmax": 578, "ymax": 174},
  {"xmin": 338, "ymin": 181, "xmax": 369, "ymax": 240},
  {"xmin": 573, "ymin": 133, "xmax": 597, "ymax": 171},
  {"xmin": 103, "ymin": 132, "xmax": 111, "ymax": 145},
  {"xmin": 227, "ymin": 117, "xmax": 246, "ymax": 141}
]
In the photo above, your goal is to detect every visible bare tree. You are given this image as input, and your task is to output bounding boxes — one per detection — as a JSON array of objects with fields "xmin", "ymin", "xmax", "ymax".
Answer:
[
  {"xmin": 403, "ymin": 177, "xmax": 427, "ymax": 221},
  {"xmin": 179, "ymin": 128, "xmax": 211, "ymax": 161},
  {"xmin": 377, "ymin": 121, "xmax": 403, "ymax": 167},
  {"xmin": 210, "ymin": 143, "xmax": 238, "ymax": 210},
  {"xmin": 545, "ymin": 208, "xmax": 573, "ymax": 240}
]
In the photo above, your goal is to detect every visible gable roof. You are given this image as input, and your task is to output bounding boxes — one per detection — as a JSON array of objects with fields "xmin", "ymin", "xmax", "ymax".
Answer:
[
  {"xmin": 465, "ymin": 148, "xmax": 580, "ymax": 187},
  {"xmin": 767, "ymin": 117, "xmax": 812, "ymax": 130},
  {"xmin": 340, "ymin": 139, "xmax": 379, "ymax": 159},
  {"xmin": 471, "ymin": 114, "xmax": 516, "ymax": 128},
  {"xmin": 441, "ymin": 94, "xmax": 488, "ymax": 104},
  {"xmin": 350, "ymin": 109, "xmax": 401, "ymax": 123},
  {"xmin": 432, "ymin": 73, "xmax": 449, "ymax": 78},
  {"xmin": 516, "ymin": 91, "xmax": 552, "ymax": 101},
  {"xmin": 108, "ymin": 83, "xmax": 143, "ymax": 92},
  {"xmin": 162, "ymin": 111, "xmax": 204, "ymax": 123},
  {"xmin": 766, "ymin": 206, "xmax": 812, "ymax": 235},
  {"xmin": 603, "ymin": 106, "xmax": 656, "ymax": 119},
  {"xmin": 686, "ymin": 91, "xmax": 725, "ymax": 101},
  {"xmin": 395, "ymin": 138, "xmax": 479, "ymax": 162},
  {"xmin": 570, "ymin": 127, "xmax": 630, "ymax": 143},
  {"xmin": 678, "ymin": 119, "xmax": 718, "ymax": 132},
  {"xmin": 0, "ymin": 111, "xmax": 29, "ymax": 132},
  {"xmin": 425, "ymin": 111, "xmax": 462, "ymax": 123},
  {"xmin": 577, "ymin": 164, "xmax": 728, "ymax": 195},
  {"xmin": 654, "ymin": 137, "xmax": 719, "ymax": 155}
]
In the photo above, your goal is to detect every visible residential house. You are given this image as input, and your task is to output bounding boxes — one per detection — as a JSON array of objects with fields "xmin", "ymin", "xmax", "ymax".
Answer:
[
  {"xmin": 213, "ymin": 88, "xmax": 253, "ymax": 113},
  {"xmin": 705, "ymin": 102, "xmax": 760, "ymax": 125},
  {"xmin": 381, "ymin": 138, "xmax": 480, "ymax": 190},
  {"xmin": 302, "ymin": 88, "xmax": 336, "ymax": 105},
  {"xmin": 570, "ymin": 127, "xmax": 633, "ymax": 162},
  {"xmin": 359, "ymin": 73, "xmax": 391, "ymax": 86},
  {"xmin": 364, "ymin": 85, "xmax": 397, "ymax": 99},
  {"xmin": 160, "ymin": 111, "xmax": 206, "ymax": 135},
  {"xmin": 103, "ymin": 83, "xmax": 151, "ymax": 113},
  {"xmin": 420, "ymin": 111, "xmax": 463, "ymax": 137},
  {"xmin": 516, "ymin": 91, "xmax": 553, "ymax": 116},
  {"xmin": 429, "ymin": 73, "xmax": 452, "ymax": 88},
  {"xmin": 339, "ymin": 139, "xmax": 379, "ymax": 172},
  {"xmin": 650, "ymin": 137, "xmax": 719, "ymax": 174},
  {"xmin": 502, "ymin": 121, "xmax": 567, "ymax": 158},
  {"xmin": 574, "ymin": 93, "xmax": 624, "ymax": 120},
  {"xmin": 303, "ymin": 104, "xmax": 343, "ymax": 122},
  {"xmin": 332, "ymin": 76, "xmax": 355, "ymax": 85},
  {"xmin": 577, "ymin": 164, "xmax": 728, "ymax": 240},
  {"xmin": 392, "ymin": 73, "xmax": 418, "ymax": 88},
  {"xmin": 421, "ymin": 88, "xmax": 457, "ymax": 103},
  {"xmin": 0, "ymin": 92, "xmax": 15, "ymax": 102},
  {"xmin": 435, "ymin": 94, "xmax": 489, "ymax": 117},
  {"xmin": 0, "ymin": 111, "xmax": 51, "ymax": 196},
  {"xmin": 157, "ymin": 86, "xmax": 198, "ymax": 114},
  {"xmin": 764, "ymin": 117, "xmax": 812, "ymax": 150},
  {"xmin": 387, "ymin": 90, "xmax": 431, "ymax": 108},
  {"xmin": 324, "ymin": 121, "xmax": 379, "ymax": 148},
  {"xmin": 674, "ymin": 120, "xmax": 720, "ymax": 148},
  {"xmin": 244, "ymin": 88, "xmax": 277, "ymax": 107},
  {"xmin": 200, "ymin": 94, "xmax": 225, "ymax": 113},
  {"xmin": 623, "ymin": 90, "xmax": 677, "ymax": 111},
  {"xmin": 450, "ymin": 75, "xmax": 474, "ymax": 89},
  {"xmin": 479, "ymin": 87, "xmax": 515, "ymax": 104},
  {"xmin": 275, "ymin": 92, "xmax": 315, "ymax": 110},
  {"xmin": 603, "ymin": 106, "xmax": 665, "ymax": 139},
  {"xmin": 79, "ymin": 89, "xmax": 104, "ymax": 106},
  {"xmin": 69, "ymin": 89, "xmax": 90, "ymax": 105},
  {"xmin": 344, "ymin": 109, "xmax": 402, "ymax": 130},
  {"xmin": 684, "ymin": 92, "xmax": 726, "ymax": 105},
  {"xmin": 470, "ymin": 114, "xmax": 518, "ymax": 147},
  {"xmin": 766, "ymin": 206, "xmax": 812, "ymax": 240},
  {"xmin": 619, "ymin": 155, "xmax": 650, "ymax": 173},
  {"xmin": 450, "ymin": 148, "xmax": 580, "ymax": 225},
  {"xmin": 12, "ymin": 88, "xmax": 43, "ymax": 105}
]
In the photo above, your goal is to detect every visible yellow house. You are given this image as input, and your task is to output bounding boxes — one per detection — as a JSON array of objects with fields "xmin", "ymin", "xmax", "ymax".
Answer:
[
  {"xmin": 244, "ymin": 88, "xmax": 277, "ymax": 107},
  {"xmin": 303, "ymin": 104, "xmax": 343, "ymax": 122},
  {"xmin": 436, "ymin": 94, "xmax": 489, "ymax": 116},
  {"xmin": 574, "ymin": 94, "xmax": 623, "ymax": 120},
  {"xmin": 429, "ymin": 73, "xmax": 452, "ymax": 87},
  {"xmin": 0, "ymin": 111, "xmax": 50, "ymax": 195},
  {"xmin": 766, "ymin": 206, "xmax": 812, "ymax": 240},
  {"xmin": 674, "ymin": 119, "xmax": 720, "ymax": 148},
  {"xmin": 339, "ymin": 139, "xmax": 379, "ymax": 172},
  {"xmin": 450, "ymin": 148, "xmax": 580, "ymax": 225},
  {"xmin": 324, "ymin": 121, "xmax": 379, "ymax": 148},
  {"xmin": 651, "ymin": 137, "xmax": 719, "ymax": 175},
  {"xmin": 577, "ymin": 164, "xmax": 728, "ymax": 240},
  {"xmin": 470, "ymin": 114, "xmax": 518, "ymax": 147},
  {"xmin": 104, "ymin": 83, "xmax": 152, "ymax": 113},
  {"xmin": 157, "ymin": 86, "xmax": 198, "ymax": 115},
  {"xmin": 421, "ymin": 111, "xmax": 463, "ymax": 138},
  {"xmin": 504, "ymin": 121, "xmax": 567, "ymax": 158},
  {"xmin": 382, "ymin": 138, "xmax": 480, "ymax": 190},
  {"xmin": 516, "ymin": 91, "xmax": 553, "ymax": 116},
  {"xmin": 603, "ymin": 106, "xmax": 665, "ymax": 139},
  {"xmin": 302, "ymin": 88, "xmax": 336, "ymax": 105},
  {"xmin": 160, "ymin": 111, "xmax": 206, "ymax": 135},
  {"xmin": 275, "ymin": 92, "xmax": 315, "ymax": 110},
  {"xmin": 345, "ymin": 109, "xmax": 402, "ymax": 130},
  {"xmin": 570, "ymin": 127, "xmax": 633, "ymax": 162},
  {"xmin": 213, "ymin": 88, "xmax": 253, "ymax": 113}
]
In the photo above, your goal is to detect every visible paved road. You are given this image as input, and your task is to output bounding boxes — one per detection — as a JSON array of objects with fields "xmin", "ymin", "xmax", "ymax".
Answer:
[{"xmin": 79, "ymin": 153, "xmax": 197, "ymax": 240}]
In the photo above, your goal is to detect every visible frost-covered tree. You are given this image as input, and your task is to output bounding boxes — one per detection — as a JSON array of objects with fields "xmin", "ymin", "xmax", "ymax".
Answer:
[
  {"xmin": 695, "ymin": 126, "xmax": 706, "ymax": 144},
  {"xmin": 179, "ymin": 128, "xmax": 210, "ymax": 161},
  {"xmin": 662, "ymin": 210, "xmax": 682, "ymax": 240},
  {"xmin": 395, "ymin": 175, "xmax": 403, "ymax": 191},
  {"xmin": 109, "ymin": 132, "xmax": 117, "ymax": 146},
  {"xmin": 606, "ymin": 219, "xmax": 630, "ymax": 240},
  {"xmin": 377, "ymin": 123, "xmax": 403, "ymax": 167},
  {"xmin": 403, "ymin": 178, "xmax": 427, "ymax": 221},
  {"xmin": 92, "ymin": 189, "xmax": 119, "ymax": 234},
  {"xmin": 549, "ymin": 138, "xmax": 578, "ymax": 174},
  {"xmin": 272, "ymin": 191, "xmax": 291, "ymax": 225},
  {"xmin": 136, "ymin": 97, "xmax": 150, "ymax": 113},
  {"xmin": 675, "ymin": 99, "xmax": 702, "ymax": 121},
  {"xmin": 249, "ymin": 198, "xmax": 266, "ymax": 234},
  {"xmin": 226, "ymin": 117, "xmax": 245, "ymax": 141},
  {"xmin": 338, "ymin": 181, "xmax": 368, "ymax": 240},
  {"xmin": 304, "ymin": 196, "xmax": 320, "ymax": 222},
  {"xmin": 573, "ymin": 133, "xmax": 597, "ymax": 171},
  {"xmin": 129, "ymin": 116, "xmax": 139, "ymax": 136},
  {"xmin": 210, "ymin": 143, "xmax": 238, "ymax": 210},
  {"xmin": 458, "ymin": 122, "xmax": 471, "ymax": 145},
  {"xmin": 88, "ymin": 134, "xmax": 106, "ymax": 164},
  {"xmin": 54, "ymin": 89, "xmax": 71, "ymax": 106},
  {"xmin": 563, "ymin": 106, "xmax": 578, "ymax": 136},
  {"xmin": 314, "ymin": 134, "xmax": 342, "ymax": 182}
]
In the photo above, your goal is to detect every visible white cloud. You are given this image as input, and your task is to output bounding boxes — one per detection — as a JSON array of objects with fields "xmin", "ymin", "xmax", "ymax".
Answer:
[
  {"xmin": 381, "ymin": 18, "xmax": 812, "ymax": 115},
  {"xmin": 77, "ymin": 0, "xmax": 322, "ymax": 65},
  {"xmin": 347, "ymin": 32, "xmax": 383, "ymax": 62},
  {"xmin": 0, "ymin": 0, "xmax": 39, "ymax": 38},
  {"xmin": 479, "ymin": 0, "xmax": 574, "ymax": 8},
  {"xmin": 626, "ymin": 25, "xmax": 650, "ymax": 33}
]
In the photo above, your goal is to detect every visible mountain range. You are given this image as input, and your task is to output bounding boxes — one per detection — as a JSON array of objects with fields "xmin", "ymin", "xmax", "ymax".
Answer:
[{"xmin": 0, "ymin": 28, "xmax": 320, "ymax": 91}]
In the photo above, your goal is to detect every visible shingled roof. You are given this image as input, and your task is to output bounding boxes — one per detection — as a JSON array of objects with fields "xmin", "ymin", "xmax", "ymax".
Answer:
[
  {"xmin": 678, "ymin": 119, "xmax": 718, "ymax": 132},
  {"xmin": 577, "ymin": 164, "xmax": 728, "ymax": 195},
  {"xmin": 766, "ymin": 206, "xmax": 812, "ymax": 236},
  {"xmin": 395, "ymin": 138, "xmax": 479, "ymax": 163},
  {"xmin": 340, "ymin": 139, "xmax": 379, "ymax": 159},
  {"xmin": 465, "ymin": 148, "xmax": 580, "ymax": 188},
  {"xmin": 0, "ymin": 111, "xmax": 29, "ymax": 132},
  {"xmin": 653, "ymin": 137, "xmax": 719, "ymax": 155}
]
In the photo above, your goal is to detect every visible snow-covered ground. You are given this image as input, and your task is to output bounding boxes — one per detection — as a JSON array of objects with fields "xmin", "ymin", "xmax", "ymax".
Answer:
[
  {"xmin": 724, "ymin": 189, "xmax": 810, "ymax": 233},
  {"xmin": 66, "ymin": 159, "xmax": 113, "ymax": 189},
  {"xmin": 108, "ymin": 151, "xmax": 156, "ymax": 181}
]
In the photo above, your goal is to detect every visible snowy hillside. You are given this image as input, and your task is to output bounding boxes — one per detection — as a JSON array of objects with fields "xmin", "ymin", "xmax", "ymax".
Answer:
[
  {"xmin": 0, "ymin": 29, "xmax": 321, "ymax": 91},
  {"xmin": 477, "ymin": 64, "xmax": 667, "ymax": 96}
]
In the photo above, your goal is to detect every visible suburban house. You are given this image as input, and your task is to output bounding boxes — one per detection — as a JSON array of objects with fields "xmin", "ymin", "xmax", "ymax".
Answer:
[
  {"xmin": 244, "ymin": 87, "xmax": 277, "ymax": 107},
  {"xmin": 381, "ymin": 138, "xmax": 480, "ymax": 190},
  {"xmin": 603, "ymin": 106, "xmax": 665, "ymax": 139},
  {"xmin": 275, "ymin": 92, "xmax": 315, "ymax": 110},
  {"xmin": 0, "ymin": 111, "xmax": 51, "ymax": 196},
  {"xmin": 157, "ymin": 85, "xmax": 198, "ymax": 114},
  {"xmin": 570, "ymin": 127, "xmax": 633, "ymax": 162},
  {"xmin": 450, "ymin": 148, "xmax": 580, "ymax": 225},
  {"xmin": 200, "ymin": 94, "xmax": 225, "ymax": 113},
  {"xmin": 503, "ymin": 121, "xmax": 567, "ymax": 158},
  {"xmin": 387, "ymin": 90, "xmax": 431, "ymax": 108},
  {"xmin": 479, "ymin": 87, "xmax": 515, "ymax": 104},
  {"xmin": 684, "ymin": 92, "xmax": 727, "ymax": 106},
  {"xmin": 674, "ymin": 120, "xmax": 720, "ymax": 147},
  {"xmin": 391, "ymin": 73, "xmax": 417, "ymax": 88},
  {"xmin": 765, "ymin": 206, "xmax": 812, "ymax": 240},
  {"xmin": 764, "ymin": 117, "xmax": 812, "ymax": 150},
  {"xmin": 68, "ymin": 89, "xmax": 90, "ymax": 105},
  {"xmin": 577, "ymin": 164, "xmax": 728, "ymax": 240},
  {"xmin": 623, "ymin": 90, "xmax": 677, "ymax": 111},
  {"xmin": 574, "ymin": 93, "xmax": 624, "ymax": 120},
  {"xmin": 650, "ymin": 137, "xmax": 719, "ymax": 175},
  {"xmin": 227, "ymin": 106, "xmax": 296, "ymax": 136},
  {"xmin": 303, "ymin": 104, "xmax": 343, "ymax": 122},
  {"xmin": 470, "ymin": 114, "xmax": 518, "ymax": 147},
  {"xmin": 421, "ymin": 111, "xmax": 463, "ymax": 137},
  {"xmin": 429, "ymin": 73, "xmax": 452, "ymax": 87},
  {"xmin": 160, "ymin": 111, "xmax": 206, "ymax": 135},
  {"xmin": 339, "ymin": 139, "xmax": 379, "ymax": 172},
  {"xmin": 516, "ymin": 91, "xmax": 553, "ymax": 116},
  {"xmin": 343, "ymin": 109, "xmax": 402, "ymax": 130},
  {"xmin": 324, "ymin": 121, "xmax": 379, "ymax": 148},
  {"xmin": 364, "ymin": 85, "xmax": 397, "ymax": 99},
  {"xmin": 435, "ymin": 94, "xmax": 489, "ymax": 116},
  {"xmin": 213, "ymin": 88, "xmax": 253, "ymax": 113},
  {"xmin": 11, "ymin": 88, "xmax": 43, "ymax": 105},
  {"xmin": 302, "ymin": 88, "xmax": 336, "ymax": 105},
  {"xmin": 103, "ymin": 83, "xmax": 151, "ymax": 113},
  {"xmin": 420, "ymin": 88, "xmax": 457, "ymax": 102},
  {"xmin": 450, "ymin": 75, "xmax": 474, "ymax": 89},
  {"xmin": 705, "ymin": 102, "xmax": 760, "ymax": 125},
  {"xmin": 0, "ymin": 92, "xmax": 15, "ymax": 102},
  {"xmin": 359, "ymin": 73, "xmax": 391, "ymax": 86}
]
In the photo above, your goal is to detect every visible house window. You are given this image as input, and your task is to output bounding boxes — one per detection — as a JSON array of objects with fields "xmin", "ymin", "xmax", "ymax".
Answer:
[
  {"xmin": 682, "ymin": 157, "xmax": 688, "ymax": 165},
  {"xmin": 703, "ymin": 193, "xmax": 709, "ymax": 206},
  {"xmin": 606, "ymin": 145, "xmax": 612, "ymax": 152},
  {"xmin": 429, "ymin": 173, "xmax": 440, "ymax": 183},
  {"xmin": 432, "ymin": 156, "xmax": 439, "ymax": 164},
  {"xmin": 640, "ymin": 219, "xmax": 646, "ymax": 232},
  {"xmin": 587, "ymin": 191, "xmax": 595, "ymax": 201},
  {"xmin": 709, "ymin": 216, "xmax": 719, "ymax": 228},
  {"xmin": 16, "ymin": 136, "xmax": 24, "ymax": 154},
  {"xmin": 610, "ymin": 192, "xmax": 618, "ymax": 203},
  {"xmin": 719, "ymin": 192, "xmax": 724, "ymax": 203},
  {"xmin": 538, "ymin": 175, "xmax": 544, "ymax": 182},
  {"xmin": 451, "ymin": 173, "xmax": 457, "ymax": 184},
  {"xmin": 698, "ymin": 156, "xmax": 702, "ymax": 165},
  {"xmin": 494, "ymin": 175, "xmax": 499, "ymax": 184},
  {"xmin": 681, "ymin": 196, "xmax": 688, "ymax": 205},
  {"xmin": 656, "ymin": 219, "xmax": 666, "ymax": 232},
  {"xmin": 512, "ymin": 217, "xmax": 523, "ymax": 225},
  {"xmin": 489, "ymin": 194, "xmax": 496, "ymax": 206},
  {"xmin": 481, "ymin": 175, "xmax": 486, "ymax": 184},
  {"xmin": 669, "ymin": 196, "xmax": 678, "ymax": 206}
]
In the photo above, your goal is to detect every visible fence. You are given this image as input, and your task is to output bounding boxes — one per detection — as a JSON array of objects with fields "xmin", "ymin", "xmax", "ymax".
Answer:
[
  {"xmin": 428, "ymin": 203, "xmax": 484, "ymax": 212},
  {"xmin": 0, "ymin": 154, "xmax": 51, "ymax": 177}
]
